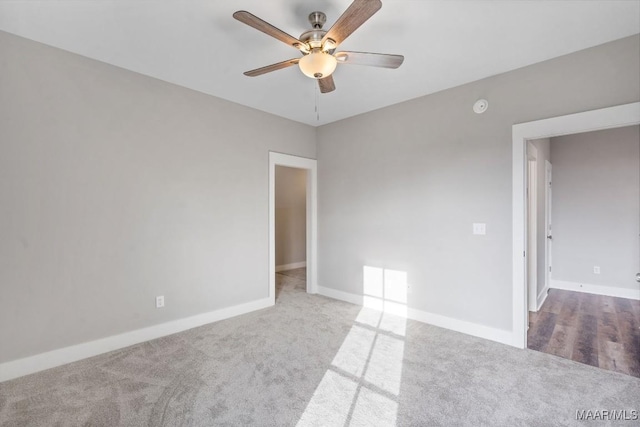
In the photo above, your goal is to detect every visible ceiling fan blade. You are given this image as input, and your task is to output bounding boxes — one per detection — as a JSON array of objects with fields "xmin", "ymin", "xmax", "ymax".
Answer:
[
  {"xmin": 244, "ymin": 58, "xmax": 300, "ymax": 77},
  {"xmin": 322, "ymin": 0, "xmax": 382, "ymax": 47},
  {"xmin": 318, "ymin": 75, "xmax": 336, "ymax": 93},
  {"xmin": 334, "ymin": 51, "xmax": 404, "ymax": 68},
  {"xmin": 234, "ymin": 11, "xmax": 305, "ymax": 51}
]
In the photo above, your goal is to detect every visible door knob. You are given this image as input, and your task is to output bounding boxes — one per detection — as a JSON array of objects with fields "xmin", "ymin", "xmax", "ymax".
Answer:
[
  {"xmin": 636, "ymin": 273, "xmax": 640, "ymax": 283},
  {"xmin": 547, "ymin": 235, "xmax": 553, "ymax": 240}
]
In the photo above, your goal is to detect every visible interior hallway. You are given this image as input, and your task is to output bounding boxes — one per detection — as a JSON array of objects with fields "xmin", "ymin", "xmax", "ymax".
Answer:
[{"xmin": 528, "ymin": 289, "xmax": 640, "ymax": 377}]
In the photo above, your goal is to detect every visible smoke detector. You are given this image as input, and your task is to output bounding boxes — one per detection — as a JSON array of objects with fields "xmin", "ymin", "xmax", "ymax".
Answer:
[{"xmin": 473, "ymin": 99, "xmax": 489, "ymax": 114}]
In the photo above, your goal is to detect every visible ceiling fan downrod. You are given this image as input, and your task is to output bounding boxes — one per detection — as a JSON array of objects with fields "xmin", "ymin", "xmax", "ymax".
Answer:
[{"xmin": 308, "ymin": 11, "xmax": 326, "ymax": 29}]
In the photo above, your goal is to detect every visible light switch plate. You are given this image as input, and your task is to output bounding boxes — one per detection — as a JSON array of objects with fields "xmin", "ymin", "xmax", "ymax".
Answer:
[{"xmin": 473, "ymin": 223, "xmax": 486, "ymax": 235}]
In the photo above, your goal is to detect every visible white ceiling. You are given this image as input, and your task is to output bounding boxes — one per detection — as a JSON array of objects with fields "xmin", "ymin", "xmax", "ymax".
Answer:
[{"xmin": 1, "ymin": 1, "xmax": 639, "ymax": 126}]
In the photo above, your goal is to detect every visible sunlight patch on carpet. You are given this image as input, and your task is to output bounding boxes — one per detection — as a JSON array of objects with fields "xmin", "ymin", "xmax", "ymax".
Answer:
[{"xmin": 296, "ymin": 266, "xmax": 408, "ymax": 426}]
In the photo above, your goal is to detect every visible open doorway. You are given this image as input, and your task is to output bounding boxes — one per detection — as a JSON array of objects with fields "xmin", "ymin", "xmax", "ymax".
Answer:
[
  {"xmin": 269, "ymin": 152, "xmax": 317, "ymax": 305},
  {"xmin": 513, "ymin": 103, "xmax": 640, "ymax": 374},
  {"xmin": 526, "ymin": 125, "xmax": 640, "ymax": 377},
  {"xmin": 275, "ymin": 165, "xmax": 308, "ymax": 300}
]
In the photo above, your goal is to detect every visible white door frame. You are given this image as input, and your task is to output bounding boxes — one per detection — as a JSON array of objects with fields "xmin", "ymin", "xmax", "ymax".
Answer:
[
  {"xmin": 511, "ymin": 102, "xmax": 640, "ymax": 349},
  {"xmin": 526, "ymin": 142, "xmax": 538, "ymax": 314},
  {"xmin": 269, "ymin": 152, "xmax": 318, "ymax": 304}
]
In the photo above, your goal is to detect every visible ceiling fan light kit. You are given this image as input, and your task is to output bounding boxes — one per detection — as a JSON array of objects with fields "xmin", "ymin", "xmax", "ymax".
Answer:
[
  {"xmin": 233, "ymin": 0, "xmax": 404, "ymax": 93},
  {"xmin": 298, "ymin": 51, "xmax": 337, "ymax": 79}
]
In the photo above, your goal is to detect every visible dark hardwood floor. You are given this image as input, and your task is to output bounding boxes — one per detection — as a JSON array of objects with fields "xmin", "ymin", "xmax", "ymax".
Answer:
[{"xmin": 528, "ymin": 289, "xmax": 640, "ymax": 377}]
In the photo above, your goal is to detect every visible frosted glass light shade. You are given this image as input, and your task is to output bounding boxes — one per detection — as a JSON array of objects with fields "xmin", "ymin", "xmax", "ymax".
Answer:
[{"xmin": 298, "ymin": 52, "xmax": 337, "ymax": 79}]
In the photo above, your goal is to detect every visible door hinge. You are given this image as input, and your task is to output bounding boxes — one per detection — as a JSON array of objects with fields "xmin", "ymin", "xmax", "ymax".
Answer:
[{"xmin": 523, "ymin": 251, "xmax": 526, "ymax": 257}]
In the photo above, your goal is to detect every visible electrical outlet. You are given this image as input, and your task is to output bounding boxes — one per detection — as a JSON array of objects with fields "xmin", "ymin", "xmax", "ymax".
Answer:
[
  {"xmin": 156, "ymin": 295, "xmax": 165, "ymax": 308},
  {"xmin": 593, "ymin": 266, "xmax": 600, "ymax": 275}
]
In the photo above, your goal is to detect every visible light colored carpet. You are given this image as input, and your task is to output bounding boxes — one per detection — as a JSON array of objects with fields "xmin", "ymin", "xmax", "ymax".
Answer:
[
  {"xmin": 1, "ymin": 270, "xmax": 638, "ymax": 426},
  {"xmin": 278, "ymin": 267, "xmax": 307, "ymax": 281}
]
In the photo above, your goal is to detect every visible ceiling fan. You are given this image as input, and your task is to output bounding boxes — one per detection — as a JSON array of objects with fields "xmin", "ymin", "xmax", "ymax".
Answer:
[{"xmin": 233, "ymin": 0, "xmax": 404, "ymax": 94}]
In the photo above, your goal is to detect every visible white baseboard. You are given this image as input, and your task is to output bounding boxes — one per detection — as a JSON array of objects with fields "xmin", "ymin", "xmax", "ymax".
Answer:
[
  {"xmin": 317, "ymin": 286, "xmax": 513, "ymax": 346},
  {"xmin": 275, "ymin": 261, "xmax": 307, "ymax": 272},
  {"xmin": 536, "ymin": 285, "xmax": 549, "ymax": 311},
  {"xmin": 317, "ymin": 286, "xmax": 363, "ymax": 305},
  {"xmin": 406, "ymin": 307, "xmax": 513, "ymax": 346},
  {"xmin": 550, "ymin": 280, "xmax": 640, "ymax": 300},
  {"xmin": 0, "ymin": 297, "xmax": 273, "ymax": 383}
]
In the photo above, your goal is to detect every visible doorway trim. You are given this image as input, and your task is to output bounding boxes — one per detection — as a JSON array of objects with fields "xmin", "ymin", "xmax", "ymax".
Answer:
[
  {"xmin": 511, "ymin": 102, "xmax": 640, "ymax": 349},
  {"xmin": 269, "ymin": 152, "xmax": 318, "ymax": 305}
]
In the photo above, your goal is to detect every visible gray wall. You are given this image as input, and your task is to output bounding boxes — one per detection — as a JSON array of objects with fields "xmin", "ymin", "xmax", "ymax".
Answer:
[
  {"xmin": 550, "ymin": 125, "xmax": 639, "ymax": 290},
  {"xmin": 317, "ymin": 35, "xmax": 640, "ymax": 332},
  {"xmin": 530, "ymin": 138, "xmax": 551, "ymax": 301},
  {"xmin": 275, "ymin": 166, "xmax": 307, "ymax": 267},
  {"xmin": 0, "ymin": 31, "xmax": 316, "ymax": 363}
]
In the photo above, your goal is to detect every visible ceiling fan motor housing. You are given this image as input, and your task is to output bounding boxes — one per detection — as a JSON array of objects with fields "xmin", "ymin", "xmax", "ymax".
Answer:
[
  {"xmin": 300, "ymin": 16, "xmax": 326, "ymax": 47},
  {"xmin": 299, "ymin": 29, "xmax": 327, "ymax": 47}
]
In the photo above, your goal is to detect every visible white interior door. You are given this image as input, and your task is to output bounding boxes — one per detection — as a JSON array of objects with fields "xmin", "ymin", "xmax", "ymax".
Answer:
[{"xmin": 545, "ymin": 161, "xmax": 553, "ymax": 295}]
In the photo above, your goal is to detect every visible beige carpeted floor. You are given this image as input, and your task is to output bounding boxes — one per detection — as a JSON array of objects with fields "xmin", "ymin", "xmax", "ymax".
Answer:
[{"xmin": 0, "ymin": 268, "xmax": 638, "ymax": 426}]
